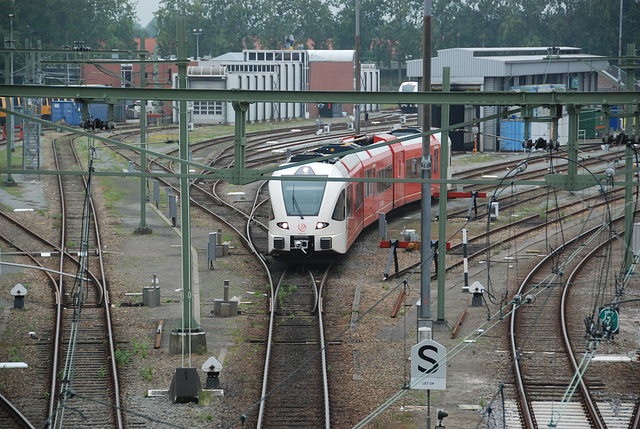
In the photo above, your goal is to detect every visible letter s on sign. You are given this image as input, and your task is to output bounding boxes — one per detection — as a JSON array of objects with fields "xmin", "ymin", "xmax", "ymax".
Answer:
[{"xmin": 418, "ymin": 344, "xmax": 439, "ymax": 374}]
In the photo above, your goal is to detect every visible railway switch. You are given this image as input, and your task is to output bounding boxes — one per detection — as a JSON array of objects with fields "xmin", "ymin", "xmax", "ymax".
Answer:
[
  {"xmin": 10, "ymin": 283, "xmax": 27, "ymax": 309},
  {"xmin": 202, "ymin": 356, "xmax": 223, "ymax": 389}
]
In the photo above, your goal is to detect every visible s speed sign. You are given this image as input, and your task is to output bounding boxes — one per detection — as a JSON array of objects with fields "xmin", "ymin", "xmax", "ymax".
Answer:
[{"xmin": 411, "ymin": 339, "xmax": 446, "ymax": 390}]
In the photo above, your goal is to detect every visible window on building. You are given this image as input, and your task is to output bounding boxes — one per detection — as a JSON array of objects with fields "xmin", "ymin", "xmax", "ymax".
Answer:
[{"xmin": 192, "ymin": 101, "xmax": 223, "ymax": 116}]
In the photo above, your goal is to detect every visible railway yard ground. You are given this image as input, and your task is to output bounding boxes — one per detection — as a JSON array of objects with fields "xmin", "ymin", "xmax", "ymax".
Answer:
[{"xmin": 1, "ymin": 123, "xmax": 640, "ymax": 428}]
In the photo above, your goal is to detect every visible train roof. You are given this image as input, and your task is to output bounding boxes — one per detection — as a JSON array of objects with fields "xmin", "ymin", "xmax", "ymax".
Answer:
[{"xmin": 271, "ymin": 160, "xmax": 346, "ymax": 179}]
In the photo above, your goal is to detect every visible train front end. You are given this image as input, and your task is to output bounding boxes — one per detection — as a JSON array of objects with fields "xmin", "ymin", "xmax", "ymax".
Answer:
[{"xmin": 268, "ymin": 162, "xmax": 348, "ymax": 258}]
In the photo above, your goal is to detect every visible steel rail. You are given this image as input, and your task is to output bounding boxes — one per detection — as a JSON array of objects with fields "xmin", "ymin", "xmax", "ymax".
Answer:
[
  {"xmin": 257, "ymin": 264, "xmax": 332, "ymax": 428},
  {"xmin": 559, "ymin": 237, "xmax": 611, "ymax": 428},
  {"xmin": 49, "ymin": 134, "xmax": 123, "ymax": 429},
  {"xmin": 71, "ymin": 136, "xmax": 124, "ymax": 429},
  {"xmin": 0, "ymin": 391, "xmax": 36, "ymax": 429},
  {"xmin": 510, "ymin": 215, "xmax": 627, "ymax": 428}
]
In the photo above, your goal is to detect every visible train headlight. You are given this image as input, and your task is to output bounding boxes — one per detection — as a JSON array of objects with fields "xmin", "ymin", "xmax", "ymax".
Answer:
[
  {"xmin": 277, "ymin": 222, "xmax": 289, "ymax": 230},
  {"xmin": 316, "ymin": 222, "xmax": 329, "ymax": 230}
]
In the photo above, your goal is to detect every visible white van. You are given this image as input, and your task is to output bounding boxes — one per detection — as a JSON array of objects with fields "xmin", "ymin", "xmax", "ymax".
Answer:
[{"xmin": 133, "ymin": 100, "xmax": 155, "ymax": 116}]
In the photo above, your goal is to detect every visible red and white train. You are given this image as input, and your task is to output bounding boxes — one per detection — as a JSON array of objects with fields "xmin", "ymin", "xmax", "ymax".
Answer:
[{"xmin": 267, "ymin": 127, "xmax": 451, "ymax": 257}]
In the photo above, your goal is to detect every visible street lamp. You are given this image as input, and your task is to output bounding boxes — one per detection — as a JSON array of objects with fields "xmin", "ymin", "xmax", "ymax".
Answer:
[{"xmin": 192, "ymin": 29, "xmax": 202, "ymax": 59}]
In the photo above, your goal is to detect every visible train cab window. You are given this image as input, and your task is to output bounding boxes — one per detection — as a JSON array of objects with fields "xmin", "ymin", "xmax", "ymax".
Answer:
[
  {"xmin": 332, "ymin": 189, "xmax": 346, "ymax": 221},
  {"xmin": 281, "ymin": 180, "xmax": 327, "ymax": 217},
  {"xmin": 354, "ymin": 182, "xmax": 364, "ymax": 211}
]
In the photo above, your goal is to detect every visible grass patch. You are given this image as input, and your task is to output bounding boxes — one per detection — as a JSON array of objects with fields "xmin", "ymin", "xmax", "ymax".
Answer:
[
  {"xmin": 114, "ymin": 348, "xmax": 131, "ymax": 367},
  {"xmin": 140, "ymin": 366, "xmax": 153, "ymax": 381},
  {"xmin": 97, "ymin": 176, "xmax": 127, "ymax": 209},
  {"xmin": 132, "ymin": 339, "xmax": 149, "ymax": 359},
  {"xmin": 7, "ymin": 346, "xmax": 21, "ymax": 362}
]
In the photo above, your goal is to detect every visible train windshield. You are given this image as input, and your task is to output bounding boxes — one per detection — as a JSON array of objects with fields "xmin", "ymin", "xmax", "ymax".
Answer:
[{"xmin": 281, "ymin": 180, "xmax": 327, "ymax": 218}]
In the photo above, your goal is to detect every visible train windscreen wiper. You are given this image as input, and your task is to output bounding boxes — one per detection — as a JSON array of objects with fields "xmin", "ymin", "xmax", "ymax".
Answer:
[{"xmin": 291, "ymin": 185, "xmax": 304, "ymax": 219}]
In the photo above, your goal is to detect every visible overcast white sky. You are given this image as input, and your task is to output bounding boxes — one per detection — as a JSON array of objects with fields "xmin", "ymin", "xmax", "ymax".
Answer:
[{"xmin": 135, "ymin": 0, "xmax": 161, "ymax": 26}]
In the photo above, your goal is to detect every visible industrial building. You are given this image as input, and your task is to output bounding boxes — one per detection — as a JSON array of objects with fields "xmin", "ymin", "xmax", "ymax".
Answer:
[
  {"xmin": 185, "ymin": 49, "xmax": 380, "ymax": 125},
  {"xmin": 406, "ymin": 47, "xmax": 613, "ymax": 152}
]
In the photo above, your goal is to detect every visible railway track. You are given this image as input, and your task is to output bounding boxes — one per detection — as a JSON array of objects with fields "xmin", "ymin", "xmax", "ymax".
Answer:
[
  {"xmin": 48, "ymin": 134, "xmax": 123, "ymax": 429},
  {"xmin": 509, "ymin": 214, "xmax": 639, "ymax": 429},
  {"xmin": 387, "ymin": 147, "xmax": 627, "ymax": 281},
  {"xmin": 258, "ymin": 263, "xmax": 332, "ymax": 428}
]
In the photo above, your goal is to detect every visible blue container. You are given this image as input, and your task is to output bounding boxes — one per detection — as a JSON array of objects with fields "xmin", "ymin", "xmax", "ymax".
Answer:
[
  {"xmin": 88, "ymin": 103, "xmax": 108, "ymax": 121},
  {"xmin": 500, "ymin": 120, "xmax": 528, "ymax": 151},
  {"xmin": 51, "ymin": 100, "xmax": 81, "ymax": 125}
]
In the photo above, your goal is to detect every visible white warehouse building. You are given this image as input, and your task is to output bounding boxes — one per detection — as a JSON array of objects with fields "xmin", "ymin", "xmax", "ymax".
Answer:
[
  {"xmin": 406, "ymin": 47, "xmax": 612, "ymax": 152},
  {"xmin": 177, "ymin": 49, "xmax": 380, "ymax": 125}
]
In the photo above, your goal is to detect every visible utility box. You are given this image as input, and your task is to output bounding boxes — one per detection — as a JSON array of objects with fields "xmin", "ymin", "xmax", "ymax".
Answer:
[
  {"xmin": 216, "ymin": 243, "xmax": 229, "ymax": 257},
  {"xmin": 211, "ymin": 279, "xmax": 238, "ymax": 317},
  {"xmin": 143, "ymin": 286, "xmax": 160, "ymax": 308},
  {"xmin": 212, "ymin": 299, "xmax": 238, "ymax": 317}
]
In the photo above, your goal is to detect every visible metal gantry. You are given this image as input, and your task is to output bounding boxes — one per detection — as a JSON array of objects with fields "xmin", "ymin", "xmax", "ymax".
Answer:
[{"xmin": 1, "ymin": 41, "xmax": 639, "ymax": 357}]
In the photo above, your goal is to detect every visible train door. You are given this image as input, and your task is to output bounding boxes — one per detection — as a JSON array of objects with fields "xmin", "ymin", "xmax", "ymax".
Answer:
[
  {"xmin": 347, "ymin": 180, "xmax": 364, "ymax": 249},
  {"xmin": 405, "ymin": 156, "xmax": 420, "ymax": 203},
  {"xmin": 393, "ymin": 149, "xmax": 406, "ymax": 208}
]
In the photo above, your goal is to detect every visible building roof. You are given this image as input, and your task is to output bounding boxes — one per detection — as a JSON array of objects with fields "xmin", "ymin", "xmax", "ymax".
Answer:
[
  {"xmin": 407, "ymin": 47, "xmax": 610, "ymax": 84},
  {"xmin": 209, "ymin": 52, "xmax": 244, "ymax": 62},
  {"xmin": 307, "ymin": 50, "xmax": 354, "ymax": 62}
]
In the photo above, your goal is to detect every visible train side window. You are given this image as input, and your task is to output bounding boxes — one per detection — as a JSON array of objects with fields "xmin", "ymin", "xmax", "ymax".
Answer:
[
  {"xmin": 347, "ymin": 184, "xmax": 353, "ymax": 217},
  {"xmin": 372, "ymin": 167, "xmax": 377, "ymax": 196},
  {"xmin": 377, "ymin": 165, "xmax": 391, "ymax": 193},
  {"xmin": 332, "ymin": 189, "xmax": 346, "ymax": 221},
  {"xmin": 355, "ymin": 182, "xmax": 364, "ymax": 211},
  {"xmin": 365, "ymin": 168, "xmax": 372, "ymax": 197}
]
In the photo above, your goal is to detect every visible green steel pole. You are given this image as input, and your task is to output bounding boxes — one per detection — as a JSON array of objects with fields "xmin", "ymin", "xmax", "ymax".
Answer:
[
  {"xmin": 418, "ymin": 0, "xmax": 433, "ymax": 338},
  {"xmin": 566, "ymin": 105, "xmax": 580, "ymax": 188},
  {"xmin": 135, "ymin": 37, "xmax": 149, "ymax": 233},
  {"xmin": 177, "ymin": 17, "xmax": 198, "ymax": 337},
  {"xmin": 232, "ymin": 101, "xmax": 248, "ymax": 184},
  {"xmin": 624, "ymin": 44, "xmax": 636, "ymax": 272},
  {"xmin": 437, "ymin": 68, "xmax": 450, "ymax": 323},
  {"xmin": 4, "ymin": 52, "xmax": 15, "ymax": 185}
]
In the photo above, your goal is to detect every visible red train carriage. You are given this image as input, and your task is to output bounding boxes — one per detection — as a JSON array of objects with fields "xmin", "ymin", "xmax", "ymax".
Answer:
[{"xmin": 268, "ymin": 129, "xmax": 450, "ymax": 257}]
